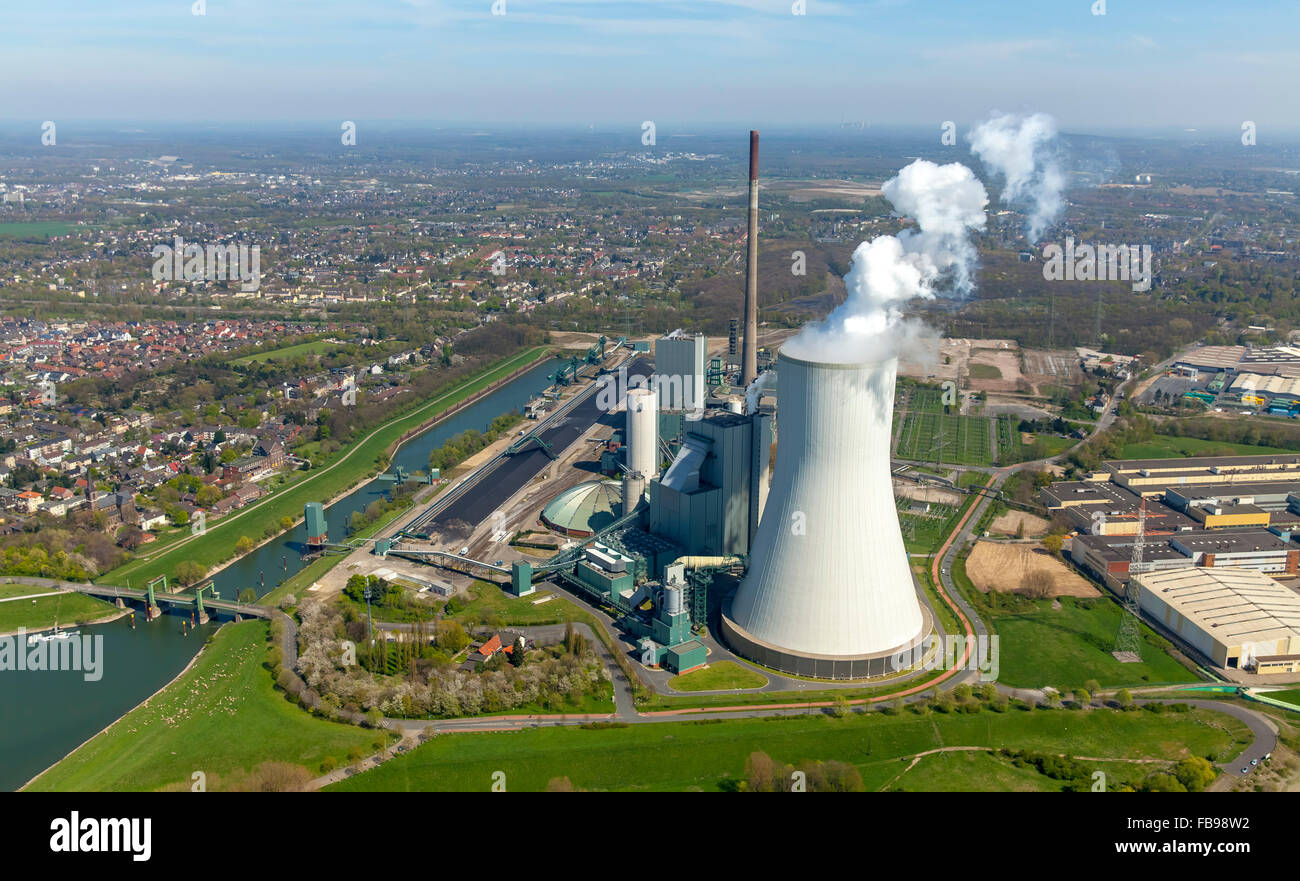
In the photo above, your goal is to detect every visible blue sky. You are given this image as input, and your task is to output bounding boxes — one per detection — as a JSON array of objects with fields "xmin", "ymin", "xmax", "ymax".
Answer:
[{"xmin": 4, "ymin": 0, "xmax": 1297, "ymax": 131}]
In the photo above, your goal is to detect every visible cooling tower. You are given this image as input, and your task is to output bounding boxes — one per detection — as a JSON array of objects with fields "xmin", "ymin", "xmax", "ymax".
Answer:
[{"xmin": 721, "ymin": 350, "xmax": 931, "ymax": 679}]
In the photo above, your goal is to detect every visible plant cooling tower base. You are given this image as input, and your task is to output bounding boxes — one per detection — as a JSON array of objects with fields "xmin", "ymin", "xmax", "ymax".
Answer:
[{"xmin": 720, "ymin": 595, "xmax": 934, "ymax": 681}]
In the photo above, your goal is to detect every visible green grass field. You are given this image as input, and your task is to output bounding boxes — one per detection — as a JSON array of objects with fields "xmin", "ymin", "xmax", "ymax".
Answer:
[
  {"xmin": 1028, "ymin": 434, "xmax": 1076, "ymax": 457},
  {"xmin": 0, "ymin": 583, "xmax": 57, "ymax": 600},
  {"xmin": 232, "ymin": 339, "xmax": 338, "ymax": 365},
  {"xmin": 892, "ymin": 751, "xmax": 1159, "ymax": 792},
  {"xmin": 498, "ymin": 680, "xmax": 616, "ymax": 716},
  {"xmin": 987, "ymin": 595, "xmax": 1201, "ymax": 691},
  {"xmin": 103, "ymin": 346, "xmax": 548, "ymax": 588},
  {"xmin": 0, "ymin": 221, "xmax": 80, "ymax": 239},
  {"xmin": 1120, "ymin": 435, "xmax": 1297, "ymax": 459},
  {"xmin": 327, "ymin": 705, "xmax": 1245, "ymax": 792},
  {"xmin": 0, "ymin": 592, "xmax": 119, "ymax": 634},
  {"xmin": 446, "ymin": 581, "xmax": 577, "ymax": 627},
  {"xmin": 25, "ymin": 621, "xmax": 384, "ymax": 791},
  {"xmin": 667, "ymin": 661, "xmax": 767, "ymax": 692},
  {"xmin": 891, "ymin": 749, "xmax": 1062, "ymax": 792}
]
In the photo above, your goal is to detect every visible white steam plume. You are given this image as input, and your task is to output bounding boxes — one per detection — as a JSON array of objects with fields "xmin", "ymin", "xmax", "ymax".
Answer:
[
  {"xmin": 783, "ymin": 159, "xmax": 988, "ymax": 364},
  {"xmin": 969, "ymin": 112, "xmax": 1064, "ymax": 243}
]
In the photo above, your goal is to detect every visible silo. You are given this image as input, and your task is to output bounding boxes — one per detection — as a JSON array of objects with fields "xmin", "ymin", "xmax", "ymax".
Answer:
[
  {"xmin": 721, "ymin": 349, "xmax": 930, "ymax": 679},
  {"xmin": 664, "ymin": 586, "xmax": 684, "ymax": 616},
  {"xmin": 625, "ymin": 387, "xmax": 658, "ymax": 480}
]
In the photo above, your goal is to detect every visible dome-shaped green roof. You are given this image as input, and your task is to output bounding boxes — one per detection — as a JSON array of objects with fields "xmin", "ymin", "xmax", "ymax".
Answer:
[{"xmin": 541, "ymin": 480, "xmax": 623, "ymax": 537}]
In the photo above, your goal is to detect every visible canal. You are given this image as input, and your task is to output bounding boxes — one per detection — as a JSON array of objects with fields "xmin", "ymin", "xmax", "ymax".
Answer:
[{"xmin": 0, "ymin": 356, "xmax": 563, "ymax": 791}]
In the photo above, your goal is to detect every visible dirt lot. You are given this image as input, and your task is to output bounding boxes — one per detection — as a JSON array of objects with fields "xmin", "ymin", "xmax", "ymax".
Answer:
[
  {"xmin": 893, "ymin": 480, "xmax": 962, "ymax": 506},
  {"xmin": 965, "ymin": 540, "xmax": 1099, "ymax": 597},
  {"xmin": 898, "ymin": 337, "xmax": 965, "ymax": 383},
  {"xmin": 987, "ymin": 510, "xmax": 1050, "ymax": 537},
  {"xmin": 967, "ymin": 344, "xmax": 1023, "ymax": 393}
]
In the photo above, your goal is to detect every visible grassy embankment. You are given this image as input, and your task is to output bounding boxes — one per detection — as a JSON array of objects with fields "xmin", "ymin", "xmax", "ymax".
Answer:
[
  {"xmin": 102, "ymin": 346, "xmax": 549, "ymax": 589},
  {"xmin": 1257, "ymin": 688, "xmax": 1300, "ymax": 710},
  {"xmin": 25, "ymin": 620, "xmax": 387, "ymax": 791},
  {"xmin": 328, "ymin": 704, "xmax": 1248, "ymax": 792},
  {"xmin": 0, "ymin": 587, "xmax": 119, "ymax": 634}
]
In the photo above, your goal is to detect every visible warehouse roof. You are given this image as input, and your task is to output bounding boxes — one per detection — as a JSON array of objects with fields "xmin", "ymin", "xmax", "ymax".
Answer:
[
  {"xmin": 1134, "ymin": 567, "xmax": 1300, "ymax": 646},
  {"xmin": 1040, "ymin": 480, "xmax": 1131, "ymax": 508},
  {"xmin": 1106, "ymin": 453, "xmax": 1300, "ymax": 475},
  {"xmin": 1173, "ymin": 345, "xmax": 1245, "ymax": 371},
  {"xmin": 1230, "ymin": 372, "xmax": 1300, "ymax": 398},
  {"xmin": 1169, "ymin": 529, "xmax": 1293, "ymax": 556},
  {"xmin": 1167, "ymin": 481, "xmax": 1300, "ymax": 503},
  {"xmin": 1069, "ymin": 533, "xmax": 1193, "ymax": 565}
]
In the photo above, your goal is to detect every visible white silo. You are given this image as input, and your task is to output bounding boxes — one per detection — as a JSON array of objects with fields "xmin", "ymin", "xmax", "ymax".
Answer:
[
  {"xmin": 721, "ymin": 349, "xmax": 930, "ymax": 679},
  {"xmin": 624, "ymin": 387, "xmax": 658, "ymax": 509}
]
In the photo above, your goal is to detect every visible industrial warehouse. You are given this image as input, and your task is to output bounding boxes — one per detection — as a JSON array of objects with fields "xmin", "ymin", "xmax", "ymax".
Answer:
[
  {"xmin": 1043, "ymin": 452, "xmax": 1300, "ymax": 677},
  {"xmin": 1130, "ymin": 568, "xmax": 1300, "ymax": 674}
]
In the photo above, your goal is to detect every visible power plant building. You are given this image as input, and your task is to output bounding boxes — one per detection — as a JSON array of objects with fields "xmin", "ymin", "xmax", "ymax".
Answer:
[
  {"xmin": 654, "ymin": 332, "xmax": 707, "ymax": 413},
  {"xmin": 541, "ymin": 480, "xmax": 622, "ymax": 537},
  {"xmin": 648, "ymin": 409, "xmax": 770, "ymax": 558}
]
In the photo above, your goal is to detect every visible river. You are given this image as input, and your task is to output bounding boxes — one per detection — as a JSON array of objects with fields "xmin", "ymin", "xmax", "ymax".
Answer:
[{"xmin": 0, "ymin": 356, "xmax": 563, "ymax": 791}]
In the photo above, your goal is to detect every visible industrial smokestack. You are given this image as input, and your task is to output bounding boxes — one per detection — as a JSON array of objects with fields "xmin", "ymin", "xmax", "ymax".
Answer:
[
  {"xmin": 721, "ymin": 349, "xmax": 930, "ymax": 679},
  {"xmin": 742, "ymin": 130, "xmax": 759, "ymax": 387}
]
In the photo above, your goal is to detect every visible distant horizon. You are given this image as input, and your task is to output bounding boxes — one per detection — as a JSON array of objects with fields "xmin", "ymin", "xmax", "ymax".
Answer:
[
  {"xmin": 3, "ymin": 0, "xmax": 1296, "ymax": 131},
  {"xmin": 2, "ymin": 120, "xmax": 1299, "ymax": 143}
]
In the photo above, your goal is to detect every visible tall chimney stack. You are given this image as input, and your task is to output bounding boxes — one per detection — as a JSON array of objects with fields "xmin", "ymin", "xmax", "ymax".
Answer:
[{"xmin": 742, "ymin": 130, "xmax": 760, "ymax": 387}]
